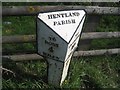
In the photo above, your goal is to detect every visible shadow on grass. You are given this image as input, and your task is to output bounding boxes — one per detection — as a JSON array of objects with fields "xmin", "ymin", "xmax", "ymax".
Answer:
[{"xmin": 2, "ymin": 58, "xmax": 48, "ymax": 88}]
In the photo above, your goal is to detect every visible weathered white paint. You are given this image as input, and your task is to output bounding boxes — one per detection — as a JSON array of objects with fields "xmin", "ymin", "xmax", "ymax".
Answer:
[
  {"xmin": 37, "ymin": 19, "xmax": 67, "ymax": 62},
  {"xmin": 47, "ymin": 58, "xmax": 71, "ymax": 87},
  {"xmin": 65, "ymin": 16, "xmax": 86, "ymax": 61},
  {"xmin": 37, "ymin": 10, "xmax": 86, "ymax": 86}
]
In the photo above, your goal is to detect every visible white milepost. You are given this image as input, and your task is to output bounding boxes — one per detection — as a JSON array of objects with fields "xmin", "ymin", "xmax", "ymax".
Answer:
[{"xmin": 37, "ymin": 10, "xmax": 86, "ymax": 86}]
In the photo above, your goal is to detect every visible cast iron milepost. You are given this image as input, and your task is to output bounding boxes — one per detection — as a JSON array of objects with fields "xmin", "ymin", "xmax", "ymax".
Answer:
[{"xmin": 37, "ymin": 10, "xmax": 86, "ymax": 86}]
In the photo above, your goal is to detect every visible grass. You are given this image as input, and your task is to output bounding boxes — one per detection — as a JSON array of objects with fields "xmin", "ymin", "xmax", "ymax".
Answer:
[
  {"xmin": 2, "ymin": 55, "xmax": 120, "ymax": 89},
  {"xmin": 2, "ymin": 16, "xmax": 36, "ymax": 35},
  {"xmin": 2, "ymin": 8, "xmax": 120, "ymax": 89},
  {"xmin": 2, "ymin": 16, "xmax": 36, "ymax": 55},
  {"xmin": 63, "ymin": 55, "xmax": 120, "ymax": 88},
  {"xmin": 2, "ymin": 60, "xmax": 50, "ymax": 89}
]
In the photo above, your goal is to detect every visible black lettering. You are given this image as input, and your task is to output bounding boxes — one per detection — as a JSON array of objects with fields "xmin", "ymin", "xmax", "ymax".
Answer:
[
  {"xmin": 53, "ymin": 19, "xmax": 76, "ymax": 26},
  {"xmin": 56, "ymin": 57, "xmax": 59, "ymax": 60},
  {"xmin": 71, "ymin": 42, "xmax": 76, "ymax": 50},
  {"xmin": 75, "ymin": 12, "xmax": 80, "ymax": 16},
  {"xmin": 52, "ymin": 37, "xmax": 56, "ymax": 41},
  {"xmin": 65, "ymin": 13, "xmax": 69, "ymax": 17},
  {"xmin": 48, "ymin": 37, "xmax": 52, "ymax": 40},
  {"xmin": 72, "ymin": 12, "xmax": 76, "ymax": 16},
  {"xmin": 68, "ymin": 12, "xmax": 73, "ymax": 17},
  {"xmin": 60, "ymin": 13, "xmax": 65, "ymax": 18},
  {"xmin": 72, "ymin": 12, "xmax": 80, "ymax": 16},
  {"xmin": 75, "ymin": 32, "xmax": 79, "ymax": 37},
  {"xmin": 48, "ymin": 12, "xmax": 80, "ymax": 19},
  {"xmin": 54, "ymin": 21, "xmax": 57, "ymax": 26},
  {"xmin": 67, "ymin": 19, "xmax": 72, "ymax": 24},
  {"xmin": 48, "ymin": 15, "xmax": 53, "ymax": 19},
  {"xmin": 72, "ymin": 19, "xmax": 76, "ymax": 23},
  {"xmin": 67, "ymin": 52, "xmax": 73, "ymax": 60},
  {"xmin": 56, "ymin": 14, "xmax": 61, "ymax": 18},
  {"xmin": 43, "ymin": 52, "xmax": 59, "ymax": 60},
  {"xmin": 45, "ymin": 40, "xmax": 59, "ymax": 47},
  {"xmin": 61, "ymin": 20, "xmax": 65, "ymax": 25},
  {"xmin": 57, "ymin": 21, "xmax": 61, "ymax": 25},
  {"xmin": 53, "ymin": 14, "xmax": 57, "ymax": 19},
  {"xmin": 48, "ymin": 37, "xmax": 56, "ymax": 41}
]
